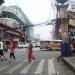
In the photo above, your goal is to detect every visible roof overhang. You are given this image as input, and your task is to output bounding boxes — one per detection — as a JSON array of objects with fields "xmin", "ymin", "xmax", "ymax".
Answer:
[{"xmin": 69, "ymin": 19, "xmax": 75, "ymax": 27}]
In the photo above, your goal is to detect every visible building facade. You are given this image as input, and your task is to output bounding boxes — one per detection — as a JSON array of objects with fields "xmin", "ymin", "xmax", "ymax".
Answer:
[
  {"xmin": 55, "ymin": 0, "xmax": 69, "ymax": 41},
  {"xmin": 0, "ymin": 5, "xmax": 33, "ymax": 46}
]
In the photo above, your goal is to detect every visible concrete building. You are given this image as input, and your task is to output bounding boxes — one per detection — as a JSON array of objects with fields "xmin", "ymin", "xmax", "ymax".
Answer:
[
  {"xmin": 55, "ymin": 0, "xmax": 75, "ymax": 44},
  {"xmin": 0, "ymin": 5, "xmax": 33, "ymax": 45},
  {"xmin": 55, "ymin": 0, "xmax": 69, "ymax": 40}
]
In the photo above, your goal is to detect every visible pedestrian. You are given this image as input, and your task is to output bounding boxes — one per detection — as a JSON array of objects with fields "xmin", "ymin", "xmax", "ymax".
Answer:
[
  {"xmin": 0, "ymin": 39, "xmax": 6, "ymax": 61},
  {"xmin": 57, "ymin": 39, "xmax": 70, "ymax": 61},
  {"xmin": 9, "ymin": 39, "xmax": 16, "ymax": 63},
  {"xmin": 28, "ymin": 40, "xmax": 36, "ymax": 62}
]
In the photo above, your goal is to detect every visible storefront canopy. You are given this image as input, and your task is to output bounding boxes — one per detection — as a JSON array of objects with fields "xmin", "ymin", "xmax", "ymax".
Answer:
[{"xmin": 69, "ymin": 19, "xmax": 75, "ymax": 27}]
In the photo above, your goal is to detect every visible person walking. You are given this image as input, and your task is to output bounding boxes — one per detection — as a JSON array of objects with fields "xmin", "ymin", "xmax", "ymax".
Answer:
[
  {"xmin": 9, "ymin": 39, "xmax": 16, "ymax": 63},
  {"xmin": 28, "ymin": 40, "xmax": 36, "ymax": 62},
  {"xmin": 57, "ymin": 39, "xmax": 70, "ymax": 61},
  {"xmin": 0, "ymin": 39, "xmax": 6, "ymax": 61}
]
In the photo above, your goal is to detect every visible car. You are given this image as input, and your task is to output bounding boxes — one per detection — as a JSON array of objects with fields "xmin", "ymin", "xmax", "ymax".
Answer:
[
  {"xmin": 17, "ymin": 42, "xmax": 29, "ymax": 48},
  {"xmin": 32, "ymin": 42, "xmax": 40, "ymax": 47},
  {"xmin": 36, "ymin": 42, "xmax": 40, "ymax": 47},
  {"xmin": 32, "ymin": 43, "xmax": 36, "ymax": 47}
]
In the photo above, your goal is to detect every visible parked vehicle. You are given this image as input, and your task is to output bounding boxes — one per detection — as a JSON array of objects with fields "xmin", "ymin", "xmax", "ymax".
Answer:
[{"xmin": 17, "ymin": 42, "xmax": 29, "ymax": 48}]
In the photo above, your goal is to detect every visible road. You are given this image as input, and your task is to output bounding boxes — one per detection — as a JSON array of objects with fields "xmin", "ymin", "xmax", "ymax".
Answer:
[{"xmin": 0, "ymin": 47, "xmax": 74, "ymax": 75}]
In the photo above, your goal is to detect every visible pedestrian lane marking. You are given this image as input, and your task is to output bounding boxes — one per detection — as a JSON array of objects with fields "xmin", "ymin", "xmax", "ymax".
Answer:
[
  {"xmin": 48, "ymin": 58, "xmax": 56, "ymax": 75},
  {"xmin": 0, "ymin": 58, "xmax": 60, "ymax": 75},
  {"xmin": 34, "ymin": 59, "xmax": 45, "ymax": 74},
  {"xmin": 0, "ymin": 65, "xmax": 9, "ymax": 71},
  {"xmin": 7, "ymin": 60, "xmax": 28, "ymax": 74},
  {"xmin": 20, "ymin": 61, "xmax": 34, "ymax": 74}
]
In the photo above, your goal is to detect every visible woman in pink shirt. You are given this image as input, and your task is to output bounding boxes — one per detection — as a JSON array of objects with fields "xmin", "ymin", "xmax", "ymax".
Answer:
[{"xmin": 9, "ymin": 39, "xmax": 16, "ymax": 62}]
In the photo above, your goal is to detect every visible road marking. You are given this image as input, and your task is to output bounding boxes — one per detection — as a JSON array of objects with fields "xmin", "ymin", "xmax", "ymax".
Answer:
[
  {"xmin": 20, "ymin": 61, "xmax": 34, "ymax": 74},
  {"xmin": 34, "ymin": 59, "xmax": 45, "ymax": 74},
  {"xmin": 57, "ymin": 71, "xmax": 60, "ymax": 75},
  {"xmin": 48, "ymin": 58, "xmax": 56, "ymax": 75},
  {"xmin": 0, "ymin": 65, "xmax": 9, "ymax": 71},
  {"xmin": 7, "ymin": 60, "xmax": 28, "ymax": 74}
]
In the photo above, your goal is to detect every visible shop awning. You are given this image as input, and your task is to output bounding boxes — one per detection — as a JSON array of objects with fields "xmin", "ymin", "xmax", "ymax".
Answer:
[
  {"xmin": 6, "ymin": 30, "xmax": 24, "ymax": 37},
  {"xmin": 6, "ymin": 30, "xmax": 20, "ymax": 36},
  {"xmin": 69, "ymin": 19, "xmax": 75, "ymax": 27}
]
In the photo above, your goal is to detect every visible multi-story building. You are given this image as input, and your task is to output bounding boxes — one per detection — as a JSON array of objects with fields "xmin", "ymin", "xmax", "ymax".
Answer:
[
  {"xmin": 68, "ymin": 1, "xmax": 75, "ymax": 25},
  {"xmin": 67, "ymin": 1, "xmax": 75, "ymax": 41},
  {"xmin": 0, "ymin": 5, "xmax": 33, "ymax": 46},
  {"xmin": 55, "ymin": 0, "xmax": 75, "ymax": 41},
  {"xmin": 55, "ymin": 0, "xmax": 69, "ymax": 41}
]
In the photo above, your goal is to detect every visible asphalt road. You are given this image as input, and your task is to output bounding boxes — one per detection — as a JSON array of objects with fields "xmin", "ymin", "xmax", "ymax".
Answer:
[{"xmin": 0, "ymin": 47, "xmax": 74, "ymax": 75}]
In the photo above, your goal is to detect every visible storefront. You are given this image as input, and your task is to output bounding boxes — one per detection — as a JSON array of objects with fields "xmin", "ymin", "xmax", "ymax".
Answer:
[
  {"xmin": 0, "ymin": 22, "xmax": 24, "ymax": 51},
  {"xmin": 68, "ymin": 19, "xmax": 75, "ymax": 52}
]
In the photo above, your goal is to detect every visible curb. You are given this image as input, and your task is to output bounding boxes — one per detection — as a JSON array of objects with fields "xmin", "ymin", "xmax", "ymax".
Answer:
[{"xmin": 61, "ymin": 57, "xmax": 75, "ymax": 73}]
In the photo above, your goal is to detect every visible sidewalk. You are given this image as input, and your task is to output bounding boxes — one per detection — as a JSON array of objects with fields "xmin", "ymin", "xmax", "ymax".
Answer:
[{"xmin": 61, "ymin": 56, "xmax": 75, "ymax": 73}]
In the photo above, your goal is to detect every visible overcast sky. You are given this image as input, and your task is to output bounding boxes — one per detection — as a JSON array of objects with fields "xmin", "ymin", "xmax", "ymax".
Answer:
[
  {"xmin": 34, "ymin": 25, "xmax": 54, "ymax": 40},
  {"xmin": 3, "ymin": 0, "xmax": 56, "ymax": 40},
  {"xmin": 3, "ymin": 0, "xmax": 55, "ymax": 24}
]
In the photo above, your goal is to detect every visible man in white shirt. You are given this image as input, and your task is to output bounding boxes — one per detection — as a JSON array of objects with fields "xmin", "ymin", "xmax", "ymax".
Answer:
[{"xmin": 0, "ymin": 39, "xmax": 6, "ymax": 61}]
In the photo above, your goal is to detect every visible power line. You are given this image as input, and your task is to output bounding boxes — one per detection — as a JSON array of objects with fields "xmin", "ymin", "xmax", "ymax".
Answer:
[
  {"xmin": 23, "ymin": 19, "xmax": 56, "ymax": 27},
  {"xmin": 23, "ymin": 0, "xmax": 57, "ymax": 27}
]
